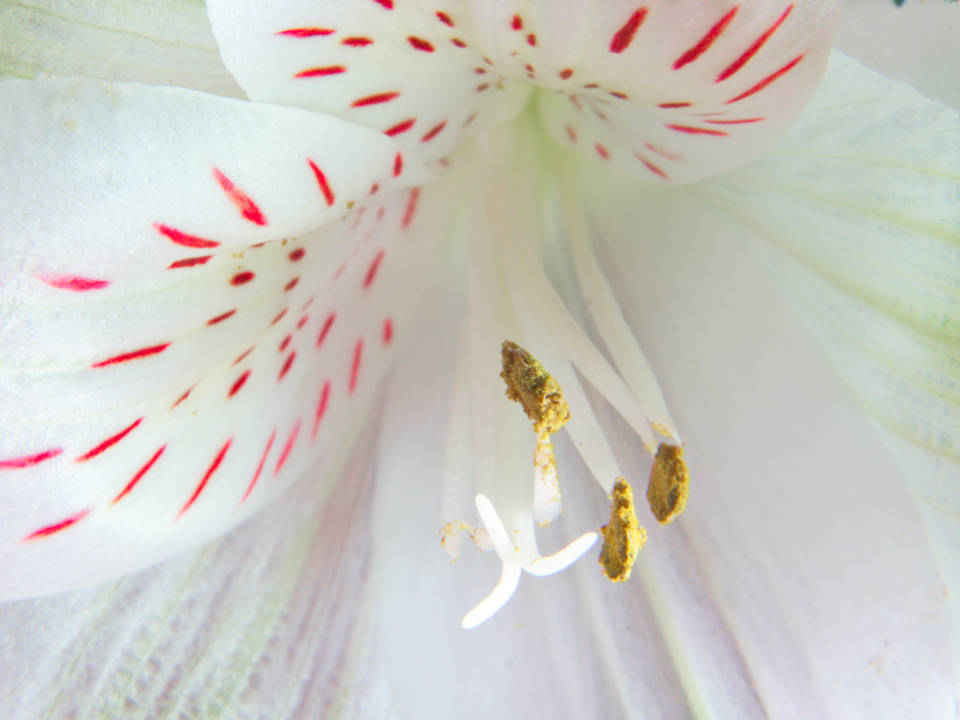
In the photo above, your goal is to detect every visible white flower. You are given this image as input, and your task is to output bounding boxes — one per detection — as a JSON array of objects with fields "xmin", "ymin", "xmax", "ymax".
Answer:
[{"xmin": 0, "ymin": 1, "xmax": 957, "ymax": 717}]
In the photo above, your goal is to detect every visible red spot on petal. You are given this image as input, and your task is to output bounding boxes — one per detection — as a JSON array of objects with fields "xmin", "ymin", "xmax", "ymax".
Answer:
[
  {"xmin": 23, "ymin": 508, "xmax": 91, "ymax": 541},
  {"xmin": 172, "ymin": 387, "xmax": 193, "ymax": 408},
  {"xmin": 297, "ymin": 314, "xmax": 309, "ymax": 330},
  {"xmin": 595, "ymin": 143, "xmax": 610, "ymax": 160},
  {"xmin": 284, "ymin": 277, "xmax": 300, "ymax": 292},
  {"xmin": 0, "ymin": 447, "xmax": 63, "ymax": 470},
  {"xmin": 382, "ymin": 317, "xmax": 394, "ymax": 345},
  {"xmin": 289, "ymin": 248, "xmax": 305, "ymax": 262},
  {"xmin": 229, "ymin": 369, "xmax": 251, "ymax": 398},
  {"xmin": 212, "ymin": 168, "xmax": 267, "ymax": 226},
  {"xmin": 635, "ymin": 153, "xmax": 670, "ymax": 180},
  {"xmin": 559, "ymin": 68, "xmax": 574, "ymax": 80},
  {"xmin": 312, "ymin": 381, "xmax": 332, "ymax": 440},
  {"xmin": 231, "ymin": 271, "xmax": 255, "ymax": 286},
  {"xmin": 370, "ymin": 182, "xmax": 380, "ymax": 195},
  {"xmin": 276, "ymin": 27, "xmax": 334, "ymax": 37},
  {"xmin": 610, "ymin": 8, "xmax": 648, "ymax": 53},
  {"xmin": 294, "ymin": 65, "xmax": 346, "ymax": 78},
  {"xmin": 279, "ymin": 351, "xmax": 296, "ymax": 381},
  {"xmin": 673, "ymin": 6, "xmax": 738, "ymax": 70},
  {"xmin": 178, "ymin": 438, "xmax": 232, "ymax": 518},
  {"xmin": 92, "ymin": 343, "xmax": 170, "ymax": 368},
  {"xmin": 39, "ymin": 275, "xmax": 109, "ymax": 291},
  {"xmin": 363, "ymin": 250, "xmax": 386, "ymax": 289},
  {"xmin": 168, "ymin": 255, "xmax": 212, "ymax": 269},
  {"xmin": 408, "ymin": 36, "xmax": 435, "ymax": 52},
  {"xmin": 279, "ymin": 334, "xmax": 292, "ymax": 352},
  {"xmin": 307, "ymin": 158, "xmax": 336, "ymax": 207},
  {"xmin": 75, "ymin": 418, "xmax": 142, "ymax": 463},
  {"xmin": 717, "ymin": 4, "xmax": 793, "ymax": 82},
  {"xmin": 371, "ymin": 0, "xmax": 393, "ymax": 8},
  {"xmin": 476, "ymin": 83, "xmax": 490, "ymax": 92},
  {"xmin": 112, "ymin": 445, "xmax": 165, "ymax": 505},
  {"xmin": 511, "ymin": 15, "xmax": 523, "ymax": 30},
  {"xmin": 317, "ymin": 313, "xmax": 336, "ymax": 348},
  {"xmin": 609, "ymin": 91, "xmax": 629, "ymax": 100},
  {"xmin": 352, "ymin": 91, "xmax": 400, "ymax": 107},
  {"xmin": 451, "ymin": 38, "xmax": 467, "ymax": 48},
  {"xmin": 207, "ymin": 309, "xmax": 237, "ymax": 326},
  {"xmin": 343, "ymin": 36, "xmax": 374, "ymax": 47},
  {"xmin": 274, "ymin": 419, "xmax": 302, "ymax": 475},
  {"xmin": 242, "ymin": 429, "xmax": 276, "ymax": 503},
  {"xmin": 393, "ymin": 153, "xmax": 404, "ymax": 177},
  {"xmin": 666, "ymin": 124, "xmax": 729, "ymax": 136},
  {"xmin": 349, "ymin": 339, "xmax": 363, "ymax": 394},
  {"xmin": 385, "ymin": 118, "xmax": 416, "ymax": 136},
  {"xmin": 154, "ymin": 223, "xmax": 220, "ymax": 249},
  {"xmin": 402, "ymin": 187, "xmax": 420, "ymax": 229},
  {"xmin": 658, "ymin": 102, "xmax": 691, "ymax": 109},
  {"xmin": 526, "ymin": 33, "xmax": 537, "ymax": 47},
  {"xmin": 725, "ymin": 54, "xmax": 805, "ymax": 104},
  {"xmin": 421, "ymin": 121, "xmax": 447, "ymax": 142},
  {"xmin": 436, "ymin": 11, "xmax": 454, "ymax": 26},
  {"xmin": 271, "ymin": 308, "xmax": 289, "ymax": 326}
]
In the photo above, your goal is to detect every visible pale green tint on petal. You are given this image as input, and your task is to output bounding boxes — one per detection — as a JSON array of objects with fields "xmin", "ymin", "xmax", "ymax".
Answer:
[
  {"xmin": 699, "ymin": 52, "xmax": 960, "ymax": 630},
  {"xmin": 0, "ymin": 0, "xmax": 244, "ymax": 96},
  {"xmin": 836, "ymin": 0, "xmax": 960, "ymax": 108}
]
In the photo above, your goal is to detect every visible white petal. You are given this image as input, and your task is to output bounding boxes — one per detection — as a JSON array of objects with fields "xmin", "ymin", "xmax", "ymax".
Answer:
[
  {"xmin": 835, "ymin": 0, "xmax": 960, "ymax": 108},
  {"xmin": 0, "ymin": 0, "xmax": 243, "ymax": 96},
  {"xmin": 0, "ymin": 78, "xmax": 434, "ymax": 598},
  {"xmin": 207, "ymin": 0, "xmax": 532, "ymax": 164}
]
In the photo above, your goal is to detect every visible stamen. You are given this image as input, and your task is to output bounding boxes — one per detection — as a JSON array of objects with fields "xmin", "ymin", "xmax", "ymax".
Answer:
[
  {"xmin": 599, "ymin": 478, "xmax": 647, "ymax": 582},
  {"xmin": 647, "ymin": 443, "xmax": 690, "ymax": 524}
]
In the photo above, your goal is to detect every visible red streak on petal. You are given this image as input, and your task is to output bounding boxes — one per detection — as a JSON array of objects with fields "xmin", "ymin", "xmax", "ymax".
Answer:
[
  {"xmin": 342, "ymin": 36, "xmax": 374, "ymax": 46},
  {"xmin": 559, "ymin": 68, "xmax": 574, "ymax": 80},
  {"xmin": 317, "ymin": 313, "xmax": 336, "ymax": 348},
  {"xmin": 312, "ymin": 381, "xmax": 332, "ymax": 440},
  {"xmin": 284, "ymin": 277, "xmax": 300, "ymax": 292},
  {"xmin": 307, "ymin": 158, "xmax": 336, "ymax": 206},
  {"xmin": 570, "ymin": 95, "xmax": 583, "ymax": 111},
  {"xmin": 289, "ymin": 248, "xmax": 305, "ymax": 262},
  {"xmin": 0, "ymin": 447, "xmax": 63, "ymax": 470},
  {"xmin": 207, "ymin": 309, "xmax": 237, "ymax": 326},
  {"xmin": 231, "ymin": 271, "xmax": 255, "ymax": 286},
  {"xmin": 212, "ymin": 167, "xmax": 267, "ymax": 226},
  {"xmin": 421, "ymin": 121, "xmax": 447, "ymax": 142},
  {"xmin": 276, "ymin": 27, "xmax": 334, "ymax": 37},
  {"xmin": 279, "ymin": 334, "xmax": 292, "ymax": 352},
  {"xmin": 92, "ymin": 343, "xmax": 170, "ymax": 368},
  {"xmin": 645, "ymin": 142, "xmax": 684, "ymax": 161},
  {"xmin": 274, "ymin": 419, "xmax": 302, "ymax": 475},
  {"xmin": 666, "ymin": 124, "xmax": 728, "ymax": 136},
  {"xmin": 279, "ymin": 351, "xmax": 296, "ymax": 381},
  {"xmin": 271, "ymin": 308, "xmax": 289, "ymax": 326},
  {"xmin": 75, "ymin": 417, "xmax": 142, "ymax": 463},
  {"xmin": 610, "ymin": 91, "xmax": 628, "ymax": 100},
  {"xmin": 168, "ymin": 255, "xmax": 212, "ymax": 269},
  {"xmin": 349, "ymin": 339, "xmax": 363, "ymax": 394},
  {"xmin": 172, "ymin": 387, "xmax": 193, "ymax": 408},
  {"xmin": 382, "ymin": 317, "xmax": 394, "ymax": 345},
  {"xmin": 511, "ymin": 14, "xmax": 523, "ymax": 30},
  {"xmin": 242, "ymin": 429, "xmax": 276, "ymax": 503},
  {"xmin": 635, "ymin": 153, "xmax": 670, "ymax": 179},
  {"xmin": 726, "ymin": 53, "xmax": 804, "ymax": 104},
  {"xmin": 111, "ymin": 445, "xmax": 166, "ymax": 504},
  {"xmin": 436, "ymin": 11, "xmax": 454, "ymax": 26},
  {"xmin": 706, "ymin": 117, "xmax": 765, "ymax": 124},
  {"xmin": 717, "ymin": 4, "xmax": 793, "ymax": 82},
  {"xmin": 39, "ymin": 275, "xmax": 109, "ymax": 291},
  {"xmin": 178, "ymin": 438, "xmax": 232, "ymax": 518},
  {"xmin": 371, "ymin": 0, "xmax": 393, "ymax": 8},
  {"xmin": 610, "ymin": 8, "xmax": 648, "ymax": 53},
  {"xmin": 402, "ymin": 187, "xmax": 420, "ymax": 229},
  {"xmin": 297, "ymin": 314, "xmax": 309, "ymax": 330},
  {"xmin": 566, "ymin": 125, "xmax": 577, "ymax": 142},
  {"xmin": 154, "ymin": 223, "xmax": 220, "ymax": 249},
  {"xmin": 363, "ymin": 250, "xmax": 386, "ymax": 289},
  {"xmin": 295, "ymin": 65, "xmax": 346, "ymax": 78},
  {"xmin": 233, "ymin": 347, "xmax": 255, "ymax": 366},
  {"xmin": 229, "ymin": 370, "xmax": 251, "ymax": 398},
  {"xmin": 451, "ymin": 38, "xmax": 467, "ymax": 48},
  {"xmin": 673, "ymin": 6, "xmax": 738, "ymax": 70},
  {"xmin": 595, "ymin": 143, "xmax": 610, "ymax": 160},
  {"xmin": 658, "ymin": 102, "xmax": 691, "ymax": 108},
  {"xmin": 23, "ymin": 508, "xmax": 91, "ymax": 541},
  {"xmin": 352, "ymin": 91, "xmax": 400, "ymax": 107},
  {"xmin": 393, "ymin": 153, "xmax": 404, "ymax": 177},
  {"xmin": 408, "ymin": 36, "xmax": 435, "ymax": 52},
  {"xmin": 385, "ymin": 118, "xmax": 416, "ymax": 136}
]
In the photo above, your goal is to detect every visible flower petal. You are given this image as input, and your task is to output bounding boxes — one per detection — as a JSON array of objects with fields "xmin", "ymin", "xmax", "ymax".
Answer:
[
  {"xmin": 0, "ymin": 0, "xmax": 243, "ymax": 96},
  {"xmin": 0, "ymin": 77, "xmax": 434, "ymax": 598},
  {"xmin": 207, "ymin": 0, "xmax": 532, "ymax": 164}
]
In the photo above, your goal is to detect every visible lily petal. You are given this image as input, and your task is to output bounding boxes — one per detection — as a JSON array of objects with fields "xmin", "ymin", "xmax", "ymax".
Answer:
[
  {"xmin": 0, "ymin": 0, "xmax": 243, "ymax": 96},
  {"xmin": 0, "ymin": 77, "xmax": 433, "ymax": 598}
]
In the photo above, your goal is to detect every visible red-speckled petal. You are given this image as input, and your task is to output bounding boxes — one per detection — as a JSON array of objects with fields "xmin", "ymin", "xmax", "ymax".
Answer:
[{"xmin": 0, "ymin": 78, "xmax": 438, "ymax": 598}]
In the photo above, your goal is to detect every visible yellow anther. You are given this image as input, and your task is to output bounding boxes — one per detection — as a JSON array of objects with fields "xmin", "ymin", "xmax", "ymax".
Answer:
[
  {"xmin": 599, "ymin": 478, "xmax": 647, "ymax": 582},
  {"xmin": 646, "ymin": 443, "xmax": 689, "ymax": 525},
  {"xmin": 500, "ymin": 340, "xmax": 570, "ymax": 436}
]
